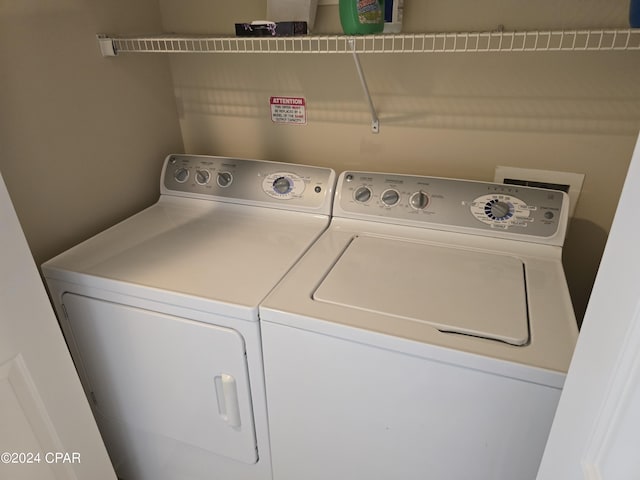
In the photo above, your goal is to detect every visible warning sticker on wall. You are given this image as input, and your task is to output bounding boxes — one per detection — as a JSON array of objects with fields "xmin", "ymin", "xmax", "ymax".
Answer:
[{"xmin": 270, "ymin": 96, "xmax": 307, "ymax": 125}]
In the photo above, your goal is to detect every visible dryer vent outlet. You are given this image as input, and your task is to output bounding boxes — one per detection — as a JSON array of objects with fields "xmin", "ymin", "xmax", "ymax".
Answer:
[
  {"xmin": 502, "ymin": 178, "xmax": 570, "ymax": 193},
  {"xmin": 494, "ymin": 166, "xmax": 584, "ymax": 220}
]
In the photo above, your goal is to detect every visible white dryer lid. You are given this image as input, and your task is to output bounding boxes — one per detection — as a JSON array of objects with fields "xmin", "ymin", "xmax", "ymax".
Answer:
[{"xmin": 312, "ymin": 235, "xmax": 529, "ymax": 345}]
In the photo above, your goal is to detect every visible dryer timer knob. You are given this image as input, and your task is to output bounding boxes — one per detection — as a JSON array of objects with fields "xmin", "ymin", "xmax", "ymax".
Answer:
[{"xmin": 273, "ymin": 176, "xmax": 292, "ymax": 195}]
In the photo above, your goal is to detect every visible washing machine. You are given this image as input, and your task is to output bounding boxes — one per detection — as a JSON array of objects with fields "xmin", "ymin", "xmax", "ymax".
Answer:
[
  {"xmin": 41, "ymin": 154, "xmax": 335, "ymax": 480},
  {"xmin": 259, "ymin": 170, "xmax": 579, "ymax": 480}
]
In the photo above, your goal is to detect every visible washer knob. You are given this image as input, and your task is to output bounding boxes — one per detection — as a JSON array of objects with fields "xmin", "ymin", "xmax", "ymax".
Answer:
[
  {"xmin": 354, "ymin": 186, "xmax": 372, "ymax": 203},
  {"xmin": 174, "ymin": 168, "xmax": 189, "ymax": 183},
  {"xmin": 487, "ymin": 200, "xmax": 513, "ymax": 220},
  {"xmin": 381, "ymin": 189, "xmax": 400, "ymax": 207},
  {"xmin": 273, "ymin": 176, "xmax": 292, "ymax": 195},
  {"xmin": 409, "ymin": 191, "xmax": 430, "ymax": 210},
  {"xmin": 195, "ymin": 169, "xmax": 211, "ymax": 185},
  {"xmin": 217, "ymin": 171, "xmax": 233, "ymax": 187}
]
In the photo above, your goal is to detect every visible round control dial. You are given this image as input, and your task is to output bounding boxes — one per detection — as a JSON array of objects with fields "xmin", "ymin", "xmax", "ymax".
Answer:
[
  {"xmin": 470, "ymin": 194, "xmax": 530, "ymax": 228},
  {"xmin": 174, "ymin": 167, "xmax": 189, "ymax": 183},
  {"xmin": 354, "ymin": 186, "xmax": 372, "ymax": 203},
  {"xmin": 195, "ymin": 169, "xmax": 211, "ymax": 185},
  {"xmin": 409, "ymin": 190, "xmax": 430, "ymax": 210},
  {"xmin": 486, "ymin": 199, "xmax": 513, "ymax": 221},
  {"xmin": 273, "ymin": 176, "xmax": 292, "ymax": 195},
  {"xmin": 380, "ymin": 189, "xmax": 400, "ymax": 207},
  {"xmin": 262, "ymin": 172, "xmax": 306, "ymax": 199},
  {"xmin": 217, "ymin": 171, "xmax": 233, "ymax": 188}
]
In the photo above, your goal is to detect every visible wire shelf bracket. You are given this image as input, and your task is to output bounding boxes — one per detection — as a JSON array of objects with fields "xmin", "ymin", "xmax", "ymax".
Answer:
[
  {"xmin": 349, "ymin": 39, "xmax": 380, "ymax": 134},
  {"xmin": 97, "ymin": 35, "xmax": 117, "ymax": 56}
]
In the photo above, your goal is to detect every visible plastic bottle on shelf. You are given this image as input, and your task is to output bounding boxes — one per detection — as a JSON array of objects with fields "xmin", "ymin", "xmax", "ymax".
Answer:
[
  {"xmin": 384, "ymin": 0, "xmax": 403, "ymax": 33},
  {"xmin": 339, "ymin": 0, "xmax": 384, "ymax": 35}
]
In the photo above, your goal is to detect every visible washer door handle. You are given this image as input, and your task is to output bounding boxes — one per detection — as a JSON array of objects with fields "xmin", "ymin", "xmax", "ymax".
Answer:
[{"xmin": 214, "ymin": 374, "xmax": 241, "ymax": 428}]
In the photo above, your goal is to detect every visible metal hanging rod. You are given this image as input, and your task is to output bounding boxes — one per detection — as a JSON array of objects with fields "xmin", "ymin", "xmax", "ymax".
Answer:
[{"xmin": 98, "ymin": 29, "xmax": 640, "ymax": 56}]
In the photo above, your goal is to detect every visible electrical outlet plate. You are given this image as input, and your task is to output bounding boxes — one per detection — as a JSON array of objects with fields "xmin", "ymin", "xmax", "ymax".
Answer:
[{"xmin": 494, "ymin": 166, "xmax": 584, "ymax": 219}]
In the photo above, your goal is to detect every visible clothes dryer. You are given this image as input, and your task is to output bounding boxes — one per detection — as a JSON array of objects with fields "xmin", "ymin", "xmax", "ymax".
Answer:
[
  {"xmin": 42, "ymin": 154, "xmax": 335, "ymax": 480},
  {"xmin": 260, "ymin": 170, "xmax": 578, "ymax": 480}
]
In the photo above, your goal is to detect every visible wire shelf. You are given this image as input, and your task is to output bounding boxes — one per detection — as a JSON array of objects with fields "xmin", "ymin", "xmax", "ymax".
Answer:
[{"xmin": 99, "ymin": 29, "xmax": 640, "ymax": 56}]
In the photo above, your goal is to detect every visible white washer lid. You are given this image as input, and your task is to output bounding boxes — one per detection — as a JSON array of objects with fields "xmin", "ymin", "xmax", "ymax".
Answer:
[{"xmin": 312, "ymin": 235, "xmax": 529, "ymax": 345}]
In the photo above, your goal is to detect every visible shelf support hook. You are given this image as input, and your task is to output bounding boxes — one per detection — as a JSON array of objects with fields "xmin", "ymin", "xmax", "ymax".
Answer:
[
  {"xmin": 97, "ymin": 35, "xmax": 118, "ymax": 57},
  {"xmin": 349, "ymin": 38, "xmax": 379, "ymax": 134}
]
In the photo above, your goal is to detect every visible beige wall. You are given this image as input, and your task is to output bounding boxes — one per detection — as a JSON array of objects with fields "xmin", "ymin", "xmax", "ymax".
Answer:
[
  {"xmin": 0, "ymin": 0, "xmax": 183, "ymax": 266},
  {"xmin": 1, "ymin": 0, "xmax": 638, "ymax": 325},
  {"xmin": 160, "ymin": 0, "xmax": 640, "ymax": 323}
]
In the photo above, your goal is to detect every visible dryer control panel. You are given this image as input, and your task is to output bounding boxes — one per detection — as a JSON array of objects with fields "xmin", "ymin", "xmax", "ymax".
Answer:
[
  {"xmin": 335, "ymin": 171, "xmax": 569, "ymax": 245},
  {"xmin": 161, "ymin": 155, "xmax": 336, "ymax": 214}
]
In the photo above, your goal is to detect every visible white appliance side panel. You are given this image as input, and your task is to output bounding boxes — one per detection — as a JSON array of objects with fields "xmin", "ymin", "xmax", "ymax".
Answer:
[
  {"xmin": 313, "ymin": 235, "xmax": 529, "ymax": 345},
  {"xmin": 62, "ymin": 293, "xmax": 259, "ymax": 477},
  {"xmin": 262, "ymin": 321, "xmax": 561, "ymax": 480}
]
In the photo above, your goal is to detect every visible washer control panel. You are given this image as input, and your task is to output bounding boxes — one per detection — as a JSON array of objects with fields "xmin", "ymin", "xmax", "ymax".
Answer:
[
  {"xmin": 337, "ymin": 171, "xmax": 568, "ymax": 241},
  {"xmin": 162, "ymin": 155, "xmax": 335, "ymax": 213}
]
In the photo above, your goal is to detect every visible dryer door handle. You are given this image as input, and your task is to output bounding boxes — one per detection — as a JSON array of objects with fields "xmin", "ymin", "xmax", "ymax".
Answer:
[{"xmin": 214, "ymin": 373, "xmax": 242, "ymax": 428}]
